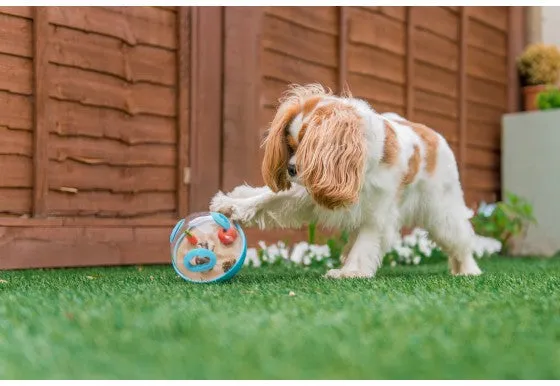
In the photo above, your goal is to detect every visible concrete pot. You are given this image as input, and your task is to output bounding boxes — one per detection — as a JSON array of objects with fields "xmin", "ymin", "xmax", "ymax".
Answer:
[{"xmin": 502, "ymin": 109, "xmax": 560, "ymax": 256}]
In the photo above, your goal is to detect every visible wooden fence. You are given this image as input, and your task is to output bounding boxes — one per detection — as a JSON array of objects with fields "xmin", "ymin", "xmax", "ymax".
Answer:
[{"xmin": 0, "ymin": 6, "xmax": 525, "ymax": 269}]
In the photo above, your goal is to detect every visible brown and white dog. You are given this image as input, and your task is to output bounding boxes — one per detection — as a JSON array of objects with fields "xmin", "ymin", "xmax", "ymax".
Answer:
[{"xmin": 210, "ymin": 84, "xmax": 482, "ymax": 278}]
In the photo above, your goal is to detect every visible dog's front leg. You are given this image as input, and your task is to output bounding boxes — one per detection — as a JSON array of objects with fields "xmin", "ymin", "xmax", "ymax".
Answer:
[
  {"xmin": 209, "ymin": 184, "xmax": 313, "ymax": 230},
  {"xmin": 325, "ymin": 224, "xmax": 383, "ymax": 279}
]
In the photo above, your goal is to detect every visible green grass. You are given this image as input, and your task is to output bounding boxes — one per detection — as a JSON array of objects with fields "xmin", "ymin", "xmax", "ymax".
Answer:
[{"xmin": 1, "ymin": 257, "xmax": 559, "ymax": 379}]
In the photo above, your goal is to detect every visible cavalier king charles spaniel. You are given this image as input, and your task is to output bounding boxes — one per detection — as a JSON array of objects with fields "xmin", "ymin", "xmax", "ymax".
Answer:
[{"xmin": 210, "ymin": 84, "xmax": 482, "ymax": 278}]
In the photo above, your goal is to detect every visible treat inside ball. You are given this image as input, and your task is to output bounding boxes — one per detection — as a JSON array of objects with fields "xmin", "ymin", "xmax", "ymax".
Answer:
[{"xmin": 169, "ymin": 212, "xmax": 247, "ymax": 283}]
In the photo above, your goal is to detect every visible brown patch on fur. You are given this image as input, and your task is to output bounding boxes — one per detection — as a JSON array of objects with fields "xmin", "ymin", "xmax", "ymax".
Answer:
[
  {"xmin": 261, "ymin": 103, "xmax": 301, "ymax": 192},
  {"xmin": 302, "ymin": 96, "xmax": 322, "ymax": 116},
  {"xmin": 396, "ymin": 119, "xmax": 440, "ymax": 175},
  {"xmin": 297, "ymin": 102, "xmax": 365, "ymax": 209},
  {"xmin": 381, "ymin": 122, "xmax": 399, "ymax": 166},
  {"xmin": 286, "ymin": 134, "xmax": 298, "ymax": 151},
  {"xmin": 298, "ymin": 122, "xmax": 308, "ymax": 143},
  {"xmin": 401, "ymin": 144, "xmax": 421, "ymax": 187}
]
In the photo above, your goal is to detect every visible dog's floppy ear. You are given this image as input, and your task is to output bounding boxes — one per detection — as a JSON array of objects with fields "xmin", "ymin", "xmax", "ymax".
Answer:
[
  {"xmin": 261, "ymin": 104, "xmax": 299, "ymax": 192},
  {"xmin": 296, "ymin": 102, "xmax": 366, "ymax": 209}
]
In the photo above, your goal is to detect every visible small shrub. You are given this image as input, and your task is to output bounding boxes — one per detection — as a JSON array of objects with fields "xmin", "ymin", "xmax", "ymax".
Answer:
[
  {"xmin": 536, "ymin": 87, "xmax": 560, "ymax": 110},
  {"xmin": 471, "ymin": 192, "xmax": 537, "ymax": 255},
  {"xmin": 517, "ymin": 43, "xmax": 560, "ymax": 86}
]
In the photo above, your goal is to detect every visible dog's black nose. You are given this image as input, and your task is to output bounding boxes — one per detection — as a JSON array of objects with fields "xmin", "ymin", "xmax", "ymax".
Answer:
[{"xmin": 287, "ymin": 164, "xmax": 297, "ymax": 177}]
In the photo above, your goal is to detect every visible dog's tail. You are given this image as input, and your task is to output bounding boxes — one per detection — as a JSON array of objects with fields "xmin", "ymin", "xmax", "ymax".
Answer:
[{"xmin": 466, "ymin": 207, "xmax": 503, "ymax": 255}]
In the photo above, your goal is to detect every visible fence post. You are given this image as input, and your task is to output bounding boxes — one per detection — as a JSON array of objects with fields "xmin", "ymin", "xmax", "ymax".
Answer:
[
  {"xmin": 32, "ymin": 7, "xmax": 49, "ymax": 217},
  {"xmin": 405, "ymin": 7, "xmax": 415, "ymax": 120},
  {"xmin": 176, "ymin": 7, "xmax": 190, "ymax": 217},
  {"xmin": 458, "ymin": 7, "xmax": 468, "ymax": 187},
  {"xmin": 188, "ymin": 7, "xmax": 224, "ymax": 212},
  {"xmin": 338, "ymin": 7, "xmax": 348, "ymax": 94}
]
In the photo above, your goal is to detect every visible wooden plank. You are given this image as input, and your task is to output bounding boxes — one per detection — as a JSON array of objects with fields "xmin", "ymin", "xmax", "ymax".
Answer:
[
  {"xmin": 0, "ymin": 6, "xmax": 32, "ymax": 19},
  {"xmin": 0, "ymin": 54, "xmax": 32, "ymax": 95},
  {"xmin": 468, "ymin": 17, "xmax": 507, "ymax": 57},
  {"xmin": 467, "ymin": 101, "xmax": 504, "ymax": 124},
  {"xmin": 508, "ymin": 7, "xmax": 526, "ymax": 113},
  {"xmin": 176, "ymin": 7, "xmax": 189, "ymax": 217},
  {"xmin": 33, "ymin": 7, "xmax": 49, "ymax": 216},
  {"xmin": 0, "ymin": 126, "xmax": 32, "ymax": 157},
  {"xmin": 466, "ymin": 146, "xmax": 500, "ymax": 169},
  {"xmin": 265, "ymin": 7, "xmax": 338, "ymax": 36},
  {"xmin": 414, "ymin": 27, "xmax": 459, "ymax": 72},
  {"xmin": 222, "ymin": 7, "xmax": 263, "ymax": 192},
  {"xmin": 0, "ymin": 13, "xmax": 32, "ymax": 58},
  {"xmin": 414, "ymin": 7, "xmax": 459, "ymax": 41},
  {"xmin": 48, "ymin": 135, "xmax": 175, "ymax": 167},
  {"xmin": 0, "ymin": 188, "xmax": 31, "ymax": 215},
  {"xmin": 48, "ymin": 65, "xmax": 176, "ymax": 117},
  {"xmin": 414, "ymin": 61, "xmax": 458, "ymax": 98},
  {"xmin": 49, "ymin": 25, "xmax": 176, "ymax": 86},
  {"xmin": 415, "ymin": 89, "xmax": 458, "ymax": 119},
  {"xmin": 347, "ymin": 43, "xmax": 405, "ymax": 84},
  {"xmin": 48, "ymin": 191, "xmax": 176, "ymax": 217},
  {"xmin": 406, "ymin": 6, "xmax": 415, "ymax": 119},
  {"xmin": 189, "ymin": 7, "xmax": 223, "ymax": 211},
  {"xmin": 467, "ymin": 121, "xmax": 500, "ymax": 149},
  {"xmin": 102, "ymin": 6, "xmax": 176, "ymax": 25},
  {"xmin": 458, "ymin": 8, "xmax": 468, "ymax": 189},
  {"xmin": 359, "ymin": 6, "xmax": 407, "ymax": 22},
  {"xmin": 0, "ymin": 91, "xmax": 32, "ymax": 130},
  {"xmin": 365, "ymin": 100, "xmax": 406, "ymax": 116},
  {"xmin": 467, "ymin": 75, "xmax": 507, "ymax": 109},
  {"xmin": 49, "ymin": 161, "xmax": 175, "ymax": 193},
  {"xmin": 49, "ymin": 100, "xmax": 175, "ymax": 145},
  {"xmin": 348, "ymin": 7, "xmax": 406, "ymax": 56},
  {"xmin": 49, "ymin": 6, "xmax": 176, "ymax": 49},
  {"xmin": 0, "ymin": 155, "xmax": 32, "ymax": 187},
  {"xmin": 414, "ymin": 110, "xmax": 459, "ymax": 143},
  {"xmin": 347, "ymin": 72, "xmax": 405, "ymax": 108},
  {"xmin": 0, "ymin": 218, "xmax": 177, "ymax": 227},
  {"xmin": 467, "ymin": 45, "xmax": 507, "ymax": 85},
  {"xmin": 465, "ymin": 168, "xmax": 500, "ymax": 191},
  {"xmin": 263, "ymin": 13, "xmax": 338, "ymax": 68},
  {"xmin": 262, "ymin": 48, "xmax": 338, "ymax": 88},
  {"xmin": 339, "ymin": 6, "xmax": 348, "ymax": 92},
  {"xmin": 0, "ymin": 226, "xmax": 172, "ymax": 269},
  {"xmin": 469, "ymin": 6, "xmax": 508, "ymax": 32}
]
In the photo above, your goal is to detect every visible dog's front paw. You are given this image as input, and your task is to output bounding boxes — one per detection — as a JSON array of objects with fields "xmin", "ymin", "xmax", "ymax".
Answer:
[
  {"xmin": 324, "ymin": 268, "xmax": 373, "ymax": 279},
  {"xmin": 210, "ymin": 191, "xmax": 234, "ymax": 217},
  {"xmin": 209, "ymin": 192, "xmax": 256, "ymax": 225}
]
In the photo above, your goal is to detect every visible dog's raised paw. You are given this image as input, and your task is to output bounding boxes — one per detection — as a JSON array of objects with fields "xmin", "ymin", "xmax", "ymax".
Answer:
[{"xmin": 324, "ymin": 269, "xmax": 373, "ymax": 279}]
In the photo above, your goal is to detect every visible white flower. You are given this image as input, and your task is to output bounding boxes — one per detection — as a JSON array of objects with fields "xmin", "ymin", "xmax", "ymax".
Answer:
[
  {"xmin": 245, "ymin": 248, "xmax": 261, "ymax": 267},
  {"xmin": 290, "ymin": 242, "xmax": 309, "ymax": 264},
  {"xmin": 412, "ymin": 255, "xmax": 421, "ymax": 265},
  {"xmin": 390, "ymin": 260, "xmax": 397, "ymax": 267},
  {"xmin": 395, "ymin": 245, "xmax": 413, "ymax": 258}
]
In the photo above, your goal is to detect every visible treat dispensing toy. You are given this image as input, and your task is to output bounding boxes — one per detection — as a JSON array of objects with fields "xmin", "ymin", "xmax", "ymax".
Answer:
[{"xmin": 169, "ymin": 212, "xmax": 247, "ymax": 283}]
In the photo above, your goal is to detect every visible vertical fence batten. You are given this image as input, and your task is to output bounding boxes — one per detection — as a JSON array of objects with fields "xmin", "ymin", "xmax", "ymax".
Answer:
[
  {"xmin": 405, "ymin": 7, "xmax": 415, "ymax": 119},
  {"xmin": 458, "ymin": 8, "xmax": 468, "ymax": 186},
  {"xmin": 176, "ymin": 7, "xmax": 190, "ymax": 217},
  {"xmin": 222, "ymin": 7, "xmax": 263, "ymax": 190},
  {"xmin": 338, "ymin": 7, "xmax": 348, "ymax": 94},
  {"xmin": 188, "ymin": 7, "xmax": 223, "ymax": 212},
  {"xmin": 507, "ymin": 7, "xmax": 526, "ymax": 113},
  {"xmin": 32, "ymin": 7, "xmax": 49, "ymax": 217}
]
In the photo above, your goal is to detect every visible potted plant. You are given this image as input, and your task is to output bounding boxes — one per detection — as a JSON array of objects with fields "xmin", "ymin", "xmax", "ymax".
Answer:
[{"xmin": 517, "ymin": 43, "xmax": 560, "ymax": 111}]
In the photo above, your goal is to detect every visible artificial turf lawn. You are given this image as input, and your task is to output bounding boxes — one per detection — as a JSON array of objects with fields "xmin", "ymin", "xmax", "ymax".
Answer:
[{"xmin": 0, "ymin": 257, "xmax": 559, "ymax": 379}]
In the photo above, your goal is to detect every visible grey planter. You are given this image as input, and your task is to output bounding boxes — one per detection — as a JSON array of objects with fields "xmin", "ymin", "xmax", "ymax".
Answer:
[{"xmin": 502, "ymin": 109, "xmax": 560, "ymax": 257}]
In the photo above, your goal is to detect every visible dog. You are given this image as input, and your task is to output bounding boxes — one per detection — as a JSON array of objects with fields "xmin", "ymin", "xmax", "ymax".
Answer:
[{"xmin": 210, "ymin": 83, "xmax": 482, "ymax": 278}]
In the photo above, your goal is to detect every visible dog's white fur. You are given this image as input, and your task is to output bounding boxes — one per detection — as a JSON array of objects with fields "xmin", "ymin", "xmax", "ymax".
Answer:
[{"xmin": 210, "ymin": 84, "xmax": 482, "ymax": 278}]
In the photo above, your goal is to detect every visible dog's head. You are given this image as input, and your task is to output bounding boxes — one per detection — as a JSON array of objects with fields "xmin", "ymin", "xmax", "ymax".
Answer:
[{"xmin": 261, "ymin": 84, "xmax": 366, "ymax": 210}]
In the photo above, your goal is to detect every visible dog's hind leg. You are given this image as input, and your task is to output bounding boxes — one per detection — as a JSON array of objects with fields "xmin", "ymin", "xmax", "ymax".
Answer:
[{"xmin": 424, "ymin": 195, "xmax": 482, "ymax": 276}]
